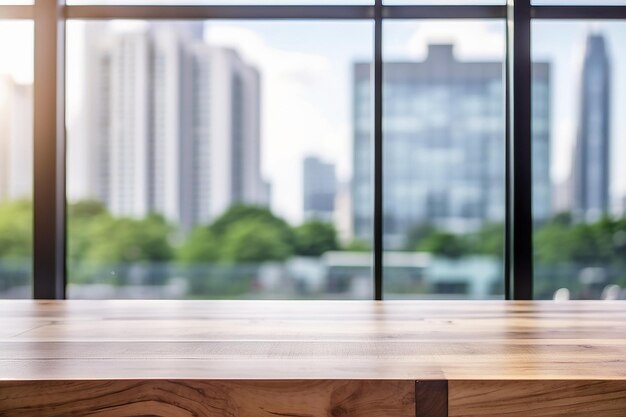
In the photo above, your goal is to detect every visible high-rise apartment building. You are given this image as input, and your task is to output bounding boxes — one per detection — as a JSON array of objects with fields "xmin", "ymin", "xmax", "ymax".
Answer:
[
  {"xmin": 77, "ymin": 23, "xmax": 268, "ymax": 229},
  {"xmin": 188, "ymin": 43, "xmax": 267, "ymax": 227},
  {"xmin": 302, "ymin": 156, "xmax": 337, "ymax": 221},
  {"xmin": 571, "ymin": 33, "xmax": 610, "ymax": 223},
  {"xmin": 0, "ymin": 75, "xmax": 32, "ymax": 202},
  {"xmin": 352, "ymin": 44, "xmax": 551, "ymax": 247}
]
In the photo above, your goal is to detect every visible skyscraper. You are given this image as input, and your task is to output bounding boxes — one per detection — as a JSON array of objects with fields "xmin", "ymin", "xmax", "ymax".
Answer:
[
  {"xmin": 571, "ymin": 33, "xmax": 611, "ymax": 222},
  {"xmin": 302, "ymin": 156, "xmax": 337, "ymax": 221},
  {"xmin": 352, "ymin": 44, "xmax": 551, "ymax": 248},
  {"xmin": 188, "ymin": 43, "xmax": 268, "ymax": 227},
  {"xmin": 76, "ymin": 23, "xmax": 268, "ymax": 230}
]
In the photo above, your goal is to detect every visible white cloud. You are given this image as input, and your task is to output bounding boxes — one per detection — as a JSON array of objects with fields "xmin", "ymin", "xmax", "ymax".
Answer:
[
  {"xmin": 205, "ymin": 26, "xmax": 330, "ymax": 85},
  {"xmin": 406, "ymin": 21, "xmax": 505, "ymax": 61}
]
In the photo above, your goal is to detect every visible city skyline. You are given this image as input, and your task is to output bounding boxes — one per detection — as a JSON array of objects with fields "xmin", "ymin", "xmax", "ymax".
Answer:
[
  {"xmin": 3, "ymin": 21, "xmax": 626, "ymax": 223},
  {"xmin": 2, "ymin": 15, "xmax": 626, "ymax": 301}
]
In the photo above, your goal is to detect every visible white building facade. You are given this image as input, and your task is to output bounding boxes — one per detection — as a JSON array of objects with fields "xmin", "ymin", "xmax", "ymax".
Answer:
[{"xmin": 77, "ymin": 23, "xmax": 268, "ymax": 229}]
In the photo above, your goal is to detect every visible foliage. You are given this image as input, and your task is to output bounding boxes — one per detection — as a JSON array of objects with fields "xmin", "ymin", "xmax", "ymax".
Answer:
[
  {"xmin": 5, "ymin": 198, "xmax": 626, "ymax": 287},
  {"xmin": 534, "ymin": 215, "xmax": 619, "ymax": 266},
  {"xmin": 82, "ymin": 214, "xmax": 173, "ymax": 264},
  {"xmin": 469, "ymin": 223, "xmax": 504, "ymax": 257},
  {"xmin": 67, "ymin": 200, "xmax": 110, "ymax": 267},
  {"xmin": 343, "ymin": 239, "xmax": 370, "ymax": 252},
  {"xmin": 417, "ymin": 231, "xmax": 466, "ymax": 259},
  {"xmin": 176, "ymin": 226, "xmax": 220, "ymax": 263},
  {"xmin": 210, "ymin": 204, "xmax": 294, "ymax": 245},
  {"xmin": 68, "ymin": 199, "xmax": 108, "ymax": 220},
  {"xmin": 0, "ymin": 200, "xmax": 32, "ymax": 261},
  {"xmin": 220, "ymin": 219, "xmax": 292, "ymax": 263},
  {"xmin": 404, "ymin": 223, "xmax": 437, "ymax": 251},
  {"xmin": 293, "ymin": 220, "xmax": 339, "ymax": 257}
]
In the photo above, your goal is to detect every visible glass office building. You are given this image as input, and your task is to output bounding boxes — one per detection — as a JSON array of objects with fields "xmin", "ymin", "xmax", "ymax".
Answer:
[{"xmin": 353, "ymin": 44, "xmax": 551, "ymax": 249}]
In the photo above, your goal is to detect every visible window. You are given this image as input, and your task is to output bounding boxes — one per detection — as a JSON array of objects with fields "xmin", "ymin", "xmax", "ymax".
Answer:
[
  {"xmin": 68, "ymin": 0, "xmax": 372, "ymax": 4},
  {"xmin": 532, "ymin": 21, "xmax": 626, "ymax": 300},
  {"xmin": 1, "ymin": 1, "xmax": 625, "ymax": 300},
  {"xmin": 66, "ymin": 20, "xmax": 373, "ymax": 299},
  {"xmin": 386, "ymin": 1, "xmax": 504, "ymax": 4},
  {"xmin": 381, "ymin": 20, "xmax": 506, "ymax": 299},
  {"xmin": 0, "ymin": 20, "xmax": 33, "ymax": 298},
  {"xmin": 534, "ymin": 1, "xmax": 626, "ymax": 4}
]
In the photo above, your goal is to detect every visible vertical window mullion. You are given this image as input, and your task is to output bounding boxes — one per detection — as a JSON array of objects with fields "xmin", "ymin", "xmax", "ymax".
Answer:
[
  {"xmin": 506, "ymin": 0, "xmax": 533, "ymax": 300},
  {"xmin": 33, "ymin": 0, "xmax": 66, "ymax": 299},
  {"xmin": 373, "ymin": 0, "xmax": 383, "ymax": 301}
]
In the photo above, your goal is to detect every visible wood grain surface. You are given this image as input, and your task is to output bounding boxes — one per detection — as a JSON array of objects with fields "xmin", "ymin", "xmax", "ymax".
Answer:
[
  {"xmin": 416, "ymin": 380, "xmax": 448, "ymax": 417},
  {"xmin": 0, "ymin": 379, "xmax": 414, "ymax": 417},
  {"xmin": 448, "ymin": 380, "xmax": 626, "ymax": 417},
  {"xmin": 0, "ymin": 300, "xmax": 625, "ymax": 380}
]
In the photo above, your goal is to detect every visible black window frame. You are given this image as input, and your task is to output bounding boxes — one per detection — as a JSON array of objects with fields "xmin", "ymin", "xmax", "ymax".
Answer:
[{"xmin": 2, "ymin": 0, "xmax": 624, "ymax": 300}]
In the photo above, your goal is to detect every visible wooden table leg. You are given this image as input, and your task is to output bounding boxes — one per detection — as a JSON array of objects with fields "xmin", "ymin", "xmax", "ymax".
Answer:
[{"xmin": 416, "ymin": 380, "xmax": 448, "ymax": 417}]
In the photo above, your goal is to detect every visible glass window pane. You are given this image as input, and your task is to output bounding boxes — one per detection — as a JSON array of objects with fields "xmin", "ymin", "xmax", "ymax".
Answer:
[
  {"xmin": 66, "ymin": 20, "xmax": 372, "ymax": 299},
  {"xmin": 68, "ymin": 1, "xmax": 372, "ymax": 5},
  {"xmin": 533, "ymin": 21, "xmax": 626, "ymax": 300},
  {"xmin": 0, "ymin": 20, "xmax": 33, "ymax": 299},
  {"xmin": 385, "ymin": 1, "xmax": 504, "ymax": 4},
  {"xmin": 533, "ymin": 1, "xmax": 626, "ymax": 5},
  {"xmin": 381, "ymin": 20, "xmax": 506, "ymax": 299}
]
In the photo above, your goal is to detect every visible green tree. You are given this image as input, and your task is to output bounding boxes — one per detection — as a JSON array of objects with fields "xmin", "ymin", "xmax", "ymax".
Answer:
[
  {"xmin": 343, "ymin": 239, "xmax": 370, "ymax": 252},
  {"xmin": 84, "ymin": 214, "xmax": 173, "ymax": 264},
  {"xmin": 418, "ymin": 231, "xmax": 466, "ymax": 259},
  {"xmin": 404, "ymin": 223, "xmax": 437, "ymax": 251},
  {"xmin": 210, "ymin": 204, "xmax": 293, "ymax": 243},
  {"xmin": 533, "ymin": 214, "xmax": 614, "ymax": 265},
  {"xmin": 68, "ymin": 199, "xmax": 108, "ymax": 221},
  {"xmin": 613, "ymin": 216, "xmax": 626, "ymax": 261},
  {"xmin": 293, "ymin": 220, "xmax": 339, "ymax": 257},
  {"xmin": 570, "ymin": 219, "xmax": 613, "ymax": 264},
  {"xmin": 468, "ymin": 223, "xmax": 504, "ymax": 257},
  {"xmin": 551, "ymin": 212, "xmax": 573, "ymax": 226},
  {"xmin": 67, "ymin": 200, "xmax": 110, "ymax": 267},
  {"xmin": 177, "ymin": 226, "xmax": 220, "ymax": 263},
  {"xmin": 221, "ymin": 219, "xmax": 292, "ymax": 263},
  {"xmin": 534, "ymin": 222, "xmax": 577, "ymax": 264},
  {"xmin": 0, "ymin": 200, "xmax": 32, "ymax": 261}
]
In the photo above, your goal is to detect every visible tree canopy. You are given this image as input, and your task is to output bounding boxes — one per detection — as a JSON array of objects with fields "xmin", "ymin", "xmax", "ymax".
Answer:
[
  {"xmin": 0, "ymin": 200, "xmax": 32, "ymax": 261},
  {"xmin": 293, "ymin": 220, "xmax": 339, "ymax": 257},
  {"xmin": 2, "ymin": 199, "xmax": 626, "ymax": 271}
]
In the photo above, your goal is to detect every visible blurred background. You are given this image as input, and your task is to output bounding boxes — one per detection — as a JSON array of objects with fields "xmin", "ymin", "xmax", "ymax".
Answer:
[{"xmin": 1, "ymin": 8, "xmax": 626, "ymax": 300}]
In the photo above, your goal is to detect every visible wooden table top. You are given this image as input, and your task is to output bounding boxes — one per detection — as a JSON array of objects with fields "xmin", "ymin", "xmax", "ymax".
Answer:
[{"xmin": 1, "ymin": 300, "xmax": 625, "ymax": 381}]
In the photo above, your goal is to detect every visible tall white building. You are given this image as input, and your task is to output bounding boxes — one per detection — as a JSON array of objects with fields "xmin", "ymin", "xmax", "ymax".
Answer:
[
  {"xmin": 188, "ymin": 43, "xmax": 268, "ymax": 227},
  {"xmin": 0, "ymin": 75, "xmax": 32, "ymax": 202},
  {"xmin": 77, "ymin": 23, "xmax": 268, "ymax": 229}
]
